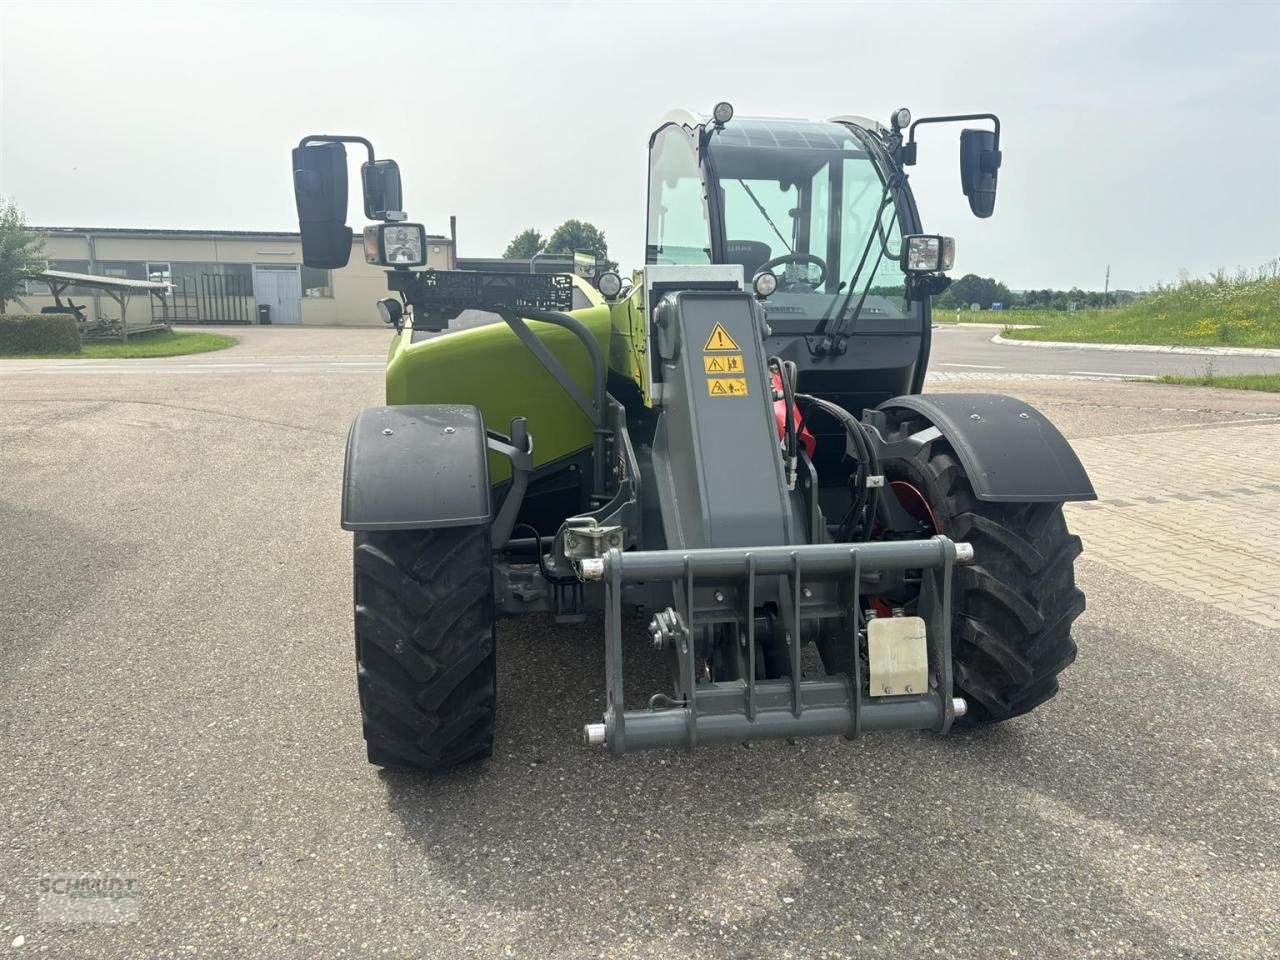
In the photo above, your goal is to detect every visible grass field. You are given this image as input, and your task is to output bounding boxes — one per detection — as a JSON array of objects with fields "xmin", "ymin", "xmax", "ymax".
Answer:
[
  {"xmin": 1159, "ymin": 373, "xmax": 1280, "ymax": 393},
  {"xmin": 5, "ymin": 330, "xmax": 237, "ymax": 359},
  {"xmin": 931, "ymin": 311, "xmax": 1018, "ymax": 325},
  {"xmin": 1000, "ymin": 274, "xmax": 1280, "ymax": 348}
]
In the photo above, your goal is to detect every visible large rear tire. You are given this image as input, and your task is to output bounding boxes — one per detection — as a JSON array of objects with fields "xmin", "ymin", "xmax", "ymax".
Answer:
[
  {"xmin": 353, "ymin": 526, "xmax": 497, "ymax": 772},
  {"xmin": 883, "ymin": 425, "xmax": 1085, "ymax": 723}
]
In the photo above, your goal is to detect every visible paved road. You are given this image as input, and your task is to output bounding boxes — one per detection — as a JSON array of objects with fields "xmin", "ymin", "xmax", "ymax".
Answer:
[
  {"xmin": 930, "ymin": 324, "xmax": 1280, "ymax": 379},
  {"xmin": 2, "ymin": 331, "xmax": 1278, "ymax": 958},
  {"xmin": 2, "ymin": 322, "xmax": 1277, "ymax": 381}
]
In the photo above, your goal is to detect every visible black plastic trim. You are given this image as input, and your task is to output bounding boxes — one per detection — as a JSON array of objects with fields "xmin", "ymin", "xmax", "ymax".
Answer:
[
  {"xmin": 341, "ymin": 405, "xmax": 492, "ymax": 531},
  {"xmin": 878, "ymin": 393, "xmax": 1096, "ymax": 503}
]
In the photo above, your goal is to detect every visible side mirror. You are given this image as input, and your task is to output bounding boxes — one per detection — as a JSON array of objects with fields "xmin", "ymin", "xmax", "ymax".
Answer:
[
  {"xmin": 361, "ymin": 159, "xmax": 403, "ymax": 220},
  {"xmin": 292, "ymin": 142, "xmax": 352, "ymax": 268},
  {"xmin": 960, "ymin": 128, "xmax": 1001, "ymax": 218}
]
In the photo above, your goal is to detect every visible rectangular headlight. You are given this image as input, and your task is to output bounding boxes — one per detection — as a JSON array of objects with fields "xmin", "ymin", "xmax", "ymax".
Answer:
[
  {"xmin": 363, "ymin": 223, "xmax": 428, "ymax": 267},
  {"xmin": 901, "ymin": 234, "xmax": 955, "ymax": 273}
]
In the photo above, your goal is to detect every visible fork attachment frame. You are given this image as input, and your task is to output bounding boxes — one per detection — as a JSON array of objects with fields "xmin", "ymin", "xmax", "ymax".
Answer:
[{"xmin": 592, "ymin": 536, "xmax": 965, "ymax": 755}]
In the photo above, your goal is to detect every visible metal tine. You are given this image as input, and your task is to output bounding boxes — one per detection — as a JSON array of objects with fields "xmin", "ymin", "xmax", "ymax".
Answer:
[
  {"xmin": 939, "ymin": 543, "xmax": 955, "ymax": 732},
  {"xmin": 608, "ymin": 551, "xmax": 626, "ymax": 750},
  {"xmin": 745, "ymin": 553, "xmax": 756, "ymax": 722},
  {"xmin": 790, "ymin": 552, "xmax": 802, "ymax": 719},
  {"xmin": 683, "ymin": 556, "xmax": 697, "ymax": 718},
  {"xmin": 849, "ymin": 547, "xmax": 862, "ymax": 740}
]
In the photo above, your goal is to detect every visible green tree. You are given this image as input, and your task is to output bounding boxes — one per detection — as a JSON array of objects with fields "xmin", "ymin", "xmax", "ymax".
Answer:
[
  {"xmin": 503, "ymin": 228, "xmax": 545, "ymax": 260},
  {"xmin": 948, "ymin": 273, "xmax": 1011, "ymax": 310},
  {"xmin": 544, "ymin": 219, "xmax": 615, "ymax": 269},
  {"xmin": 0, "ymin": 199, "xmax": 45, "ymax": 313}
]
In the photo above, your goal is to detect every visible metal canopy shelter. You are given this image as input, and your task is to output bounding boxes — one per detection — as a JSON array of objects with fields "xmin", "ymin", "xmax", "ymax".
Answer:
[{"xmin": 25, "ymin": 269, "xmax": 173, "ymax": 342}]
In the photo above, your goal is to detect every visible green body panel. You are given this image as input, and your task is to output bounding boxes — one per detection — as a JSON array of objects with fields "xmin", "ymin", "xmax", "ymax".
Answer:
[
  {"xmin": 607, "ymin": 272, "xmax": 653, "ymax": 405},
  {"xmin": 386, "ymin": 283, "xmax": 614, "ymax": 485}
]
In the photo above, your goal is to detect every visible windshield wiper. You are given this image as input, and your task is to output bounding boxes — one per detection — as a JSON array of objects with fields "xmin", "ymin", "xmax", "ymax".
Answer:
[
  {"xmin": 736, "ymin": 180, "xmax": 793, "ymax": 255},
  {"xmin": 815, "ymin": 182, "xmax": 892, "ymax": 344}
]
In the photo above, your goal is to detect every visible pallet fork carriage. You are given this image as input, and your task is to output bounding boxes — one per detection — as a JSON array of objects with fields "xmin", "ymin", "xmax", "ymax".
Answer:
[
  {"xmin": 587, "ymin": 537, "xmax": 969, "ymax": 753},
  {"xmin": 293, "ymin": 104, "xmax": 1095, "ymax": 772}
]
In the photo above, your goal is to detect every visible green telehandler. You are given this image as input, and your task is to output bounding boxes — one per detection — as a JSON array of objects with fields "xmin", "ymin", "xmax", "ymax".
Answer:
[{"xmin": 292, "ymin": 104, "xmax": 1094, "ymax": 772}]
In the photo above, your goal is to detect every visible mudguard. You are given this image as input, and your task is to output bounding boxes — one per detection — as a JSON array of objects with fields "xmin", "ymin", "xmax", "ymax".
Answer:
[
  {"xmin": 341, "ymin": 405, "xmax": 492, "ymax": 531},
  {"xmin": 877, "ymin": 393, "xmax": 1096, "ymax": 503}
]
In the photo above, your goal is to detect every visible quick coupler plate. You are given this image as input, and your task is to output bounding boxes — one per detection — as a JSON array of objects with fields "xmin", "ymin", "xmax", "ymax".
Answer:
[{"xmin": 582, "ymin": 537, "xmax": 972, "ymax": 755}]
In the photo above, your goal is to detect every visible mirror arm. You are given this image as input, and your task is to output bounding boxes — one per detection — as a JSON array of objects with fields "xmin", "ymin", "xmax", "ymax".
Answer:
[
  {"xmin": 901, "ymin": 113, "xmax": 1000, "ymax": 166},
  {"xmin": 297, "ymin": 134, "xmax": 377, "ymax": 165}
]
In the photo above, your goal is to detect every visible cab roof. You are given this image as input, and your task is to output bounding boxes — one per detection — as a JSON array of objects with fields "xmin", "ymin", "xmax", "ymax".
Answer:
[{"xmin": 653, "ymin": 110, "xmax": 887, "ymax": 145}]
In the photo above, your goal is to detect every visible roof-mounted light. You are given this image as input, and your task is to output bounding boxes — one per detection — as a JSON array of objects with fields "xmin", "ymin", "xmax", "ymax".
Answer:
[
  {"xmin": 712, "ymin": 101, "xmax": 734, "ymax": 128},
  {"xmin": 891, "ymin": 107, "xmax": 911, "ymax": 131}
]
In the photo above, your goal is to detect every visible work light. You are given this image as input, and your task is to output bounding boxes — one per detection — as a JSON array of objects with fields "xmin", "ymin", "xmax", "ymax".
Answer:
[
  {"xmin": 375, "ymin": 297, "xmax": 403, "ymax": 328},
  {"xmin": 892, "ymin": 107, "xmax": 912, "ymax": 130},
  {"xmin": 712, "ymin": 101, "xmax": 734, "ymax": 127},
  {"xmin": 597, "ymin": 271, "xmax": 623, "ymax": 300},
  {"xmin": 900, "ymin": 234, "xmax": 955, "ymax": 273},
  {"xmin": 752, "ymin": 270, "xmax": 778, "ymax": 298},
  {"xmin": 363, "ymin": 223, "xmax": 428, "ymax": 267}
]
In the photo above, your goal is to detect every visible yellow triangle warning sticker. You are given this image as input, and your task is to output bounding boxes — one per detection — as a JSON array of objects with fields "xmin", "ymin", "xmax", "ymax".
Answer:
[
  {"xmin": 704, "ymin": 354, "xmax": 743, "ymax": 374},
  {"xmin": 703, "ymin": 322, "xmax": 740, "ymax": 352},
  {"xmin": 706, "ymin": 377, "xmax": 748, "ymax": 397}
]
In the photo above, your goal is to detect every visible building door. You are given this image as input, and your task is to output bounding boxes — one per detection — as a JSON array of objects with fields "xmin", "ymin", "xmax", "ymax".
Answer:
[{"xmin": 252, "ymin": 265, "xmax": 302, "ymax": 325}]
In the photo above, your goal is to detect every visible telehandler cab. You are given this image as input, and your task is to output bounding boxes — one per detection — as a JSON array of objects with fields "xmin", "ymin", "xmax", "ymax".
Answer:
[{"xmin": 292, "ymin": 104, "xmax": 1094, "ymax": 772}]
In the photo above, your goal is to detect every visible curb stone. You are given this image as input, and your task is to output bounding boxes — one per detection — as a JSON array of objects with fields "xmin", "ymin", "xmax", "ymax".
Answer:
[
  {"xmin": 932, "ymin": 322, "xmax": 1037, "ymax": 330},
  {"xmin": 990, "ymin": 333, "xmax": 1280, "ymax": 358}
]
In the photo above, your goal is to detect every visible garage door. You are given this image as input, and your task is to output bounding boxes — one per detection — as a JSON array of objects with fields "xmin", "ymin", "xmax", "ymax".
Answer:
[{"xmin": 252, "ymin": 265, "xmax": 302, "ymax": 325}]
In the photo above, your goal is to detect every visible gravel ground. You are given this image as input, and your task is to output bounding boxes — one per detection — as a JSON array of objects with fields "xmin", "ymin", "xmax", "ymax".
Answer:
[{"xmin": 1, "ymin": 358, "xmax": 1277, "ymax": 959}]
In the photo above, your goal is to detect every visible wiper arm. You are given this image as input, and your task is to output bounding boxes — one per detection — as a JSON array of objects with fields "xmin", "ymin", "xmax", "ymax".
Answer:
[
  {"xmin": 737, "ymin": 180, "xmax": 793, "ymax": 255},
  {"xmin": 816, "ymin": 125, "xmax": 910, "ymax": 349},
  {"xmin": 815, "ymin": 183, "xmax": 892, "ymax": 341}
]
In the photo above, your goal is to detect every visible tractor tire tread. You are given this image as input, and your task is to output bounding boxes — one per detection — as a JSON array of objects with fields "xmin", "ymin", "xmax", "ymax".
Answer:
[
  {"xmin": 353, "ymin": 526, "xmax": 496, "ymax": 773},
  {"xmin": 888, "ymin": 427, "xmax": 1086, "ymax": 723}
]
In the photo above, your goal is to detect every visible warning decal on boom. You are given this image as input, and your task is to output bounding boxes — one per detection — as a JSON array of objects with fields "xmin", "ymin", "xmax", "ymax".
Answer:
[
  {"xmin": 703, "ymin": 354, "xmax": 745, "ymax": 374},
  {"xmin": 706, "ymin": 377, "xmax": 749, "ymax": 397},
  {"xmin": 703, "ymin": 323, "xmax": 740, "ymax": 352}
]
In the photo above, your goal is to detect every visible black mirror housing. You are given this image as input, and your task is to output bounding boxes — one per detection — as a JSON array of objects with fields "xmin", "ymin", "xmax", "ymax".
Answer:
[
  {"xmin": 361, "ymin": 159, "xmax": 403, "ymax": 221},
  {"xmin": 960, "ymin": 128, "xmax": 1000, "ymax": 218},
  {"xmin": 292, "ymin": 142, "xmax": 352, "ymax": 268}
]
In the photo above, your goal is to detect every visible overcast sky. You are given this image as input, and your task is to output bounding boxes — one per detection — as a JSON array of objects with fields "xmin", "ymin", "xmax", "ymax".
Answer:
[{"xmin": 2, "ymin": 1, "xmax": 1277, "ymax": 290}]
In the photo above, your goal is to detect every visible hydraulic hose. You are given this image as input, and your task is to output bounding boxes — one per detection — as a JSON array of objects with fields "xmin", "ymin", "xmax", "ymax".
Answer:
[
  {"xmin": 795, "ymin": 394, "xmax": 881, "ymax": 541},
  {"xmin": 513, "ymin": 523, "xmax": 580, "ymax": 586},
  {"xmin": 768, "ymin": 356, "xmax": 798, "ymax": 488},
  {"xmin": 496, "ymin": 306, "xmax": 610, "ymax": 502}
]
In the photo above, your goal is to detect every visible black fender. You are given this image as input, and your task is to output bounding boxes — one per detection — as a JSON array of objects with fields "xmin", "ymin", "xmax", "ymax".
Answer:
[
  {"xmin": 341, "ymin": 405, "xmax": 492, "ymax": 531},
  {"xmin": 874, "ymin": 393, "xmax": 1095, "ymax": 503}
]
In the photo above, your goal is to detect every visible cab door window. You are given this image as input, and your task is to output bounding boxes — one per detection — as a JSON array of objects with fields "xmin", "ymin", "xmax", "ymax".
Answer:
[{"xmin": 646, "ymin": 126, "xmax": 711, "ymax": 265}]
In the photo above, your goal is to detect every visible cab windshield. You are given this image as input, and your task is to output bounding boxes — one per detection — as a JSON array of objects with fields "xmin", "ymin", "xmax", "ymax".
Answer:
[{"xmin": 706, "ymin": 119, "xmax": 905, "ymax": 327}]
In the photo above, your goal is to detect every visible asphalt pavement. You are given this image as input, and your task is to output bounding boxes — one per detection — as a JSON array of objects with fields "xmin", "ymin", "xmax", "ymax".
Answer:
[
  {"xmin": 4, "ymin": 322, "xmax": 1276, "ymax": 381},
  {"xmin": 1, "ymin": 326, "xmax": 1278, "ymax": 959},
  {"xmin": 929, "ymin": 323, "xmax": 1280, "ymax": 379}
]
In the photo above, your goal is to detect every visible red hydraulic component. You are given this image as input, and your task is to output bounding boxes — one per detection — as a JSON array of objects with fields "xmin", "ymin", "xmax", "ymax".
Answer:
[
  {"xmin": 890, "ymin": 479, "xmax": 941, "ymax": 533},
  {"xmin": 771, "ymin": 371, "xmax": 816, "ymax": 459}
]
